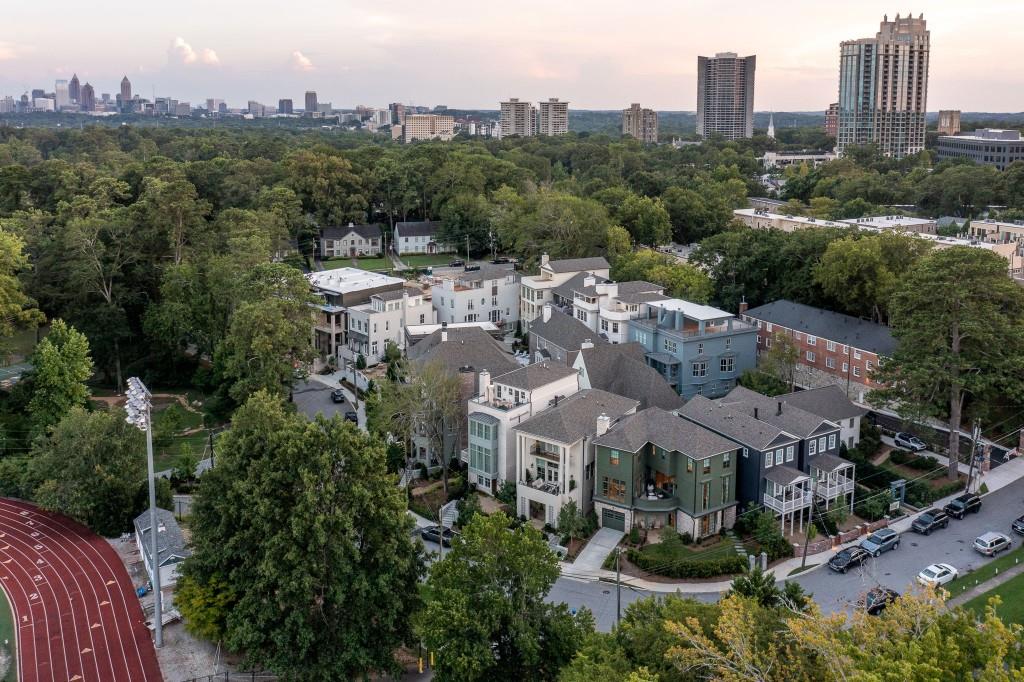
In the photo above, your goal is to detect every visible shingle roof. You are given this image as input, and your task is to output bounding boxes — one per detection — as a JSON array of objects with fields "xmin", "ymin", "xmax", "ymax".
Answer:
[
  {"xmin": 493, "ymin": 362, "xmax": 578, "ymax": 391},
  {"xmin": 777, "ymin": 385, "xmax": 867, "ymax": 423},
  {"xmin": 764, "ymin": 466, "xmax": 809, "ymax": 486},
  {"xmin": 134, "ymin": 508, "xmax": 190, "ymax": 567},
  {"xmin": 679, "ymin": 395, "xmax": 797, "ymax": 451},
  {"xmin": 514, "ymin": 389, "xmax": 639, "ymax": 444},
  {"xmin": 743, "ymin": 299, "xmax": 896, "ymax": 356},
  {"xmin": 375, "ymin": 285, "xmax": 424, "ymax": 302},
  {"xmin": 552, "ymin": 272, "xmax": 610, "ymax": 302},
  {"xmin": 322, "ymin": 223, "xmax": 382, "ymax": 241},
  {"xmin": 811, "ymin": 452, "xmax": 855, "ymax": 473},
  {"xmin": 530, "ymin": 308, "xmax": 605, "ymax": 353},
  {"xmin": 544, "ymin": 256, "xmax": 610, "ymax": 274},
  {"xmin": 407, "ymin": 326, "xmax": 517, "ymax": 375},
  {"xmin": 395, "ymin": 220, "xmax": 441, "ymax": 238},
  {"xmin": 593, "ymin": 407, "xmax": 738, "ymax": 459},
  {"xmin": 616, "ymin": 291, "xmax": 670, "ymax": 305},
  {"xmin": 720, "ymin": 386, "xmax": 837, "ymax": 439},
  {"xmin": 570, "ymin": 343, "xmax": 683, "ymax": 411}
]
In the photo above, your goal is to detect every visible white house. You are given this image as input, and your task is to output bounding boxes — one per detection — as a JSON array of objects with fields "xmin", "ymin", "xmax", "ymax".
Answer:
[
  {"xmin": 432, "ymin": 266, "xmax": 520, "ymax": 326},
  {"xmin": 320, "ymin": 223, "xmax": 383, "ymax": 258},
  {"xmin": 519, "ymin": 255, "xmax": 610, "ymax": 329},
  {"xmin": 554, "ymin": 275, "xmax": 666, "ymax": 344},
  {"xmin": 345, "ymin": 285, "xmax": 436, "ymax": 365},
  {"xmin": 133, "ymin": 508, "xmax": 190, "ymax": 588},
  {"xmin": 393, "ymin": 221, "xmax": 454, "ymax": 255}
]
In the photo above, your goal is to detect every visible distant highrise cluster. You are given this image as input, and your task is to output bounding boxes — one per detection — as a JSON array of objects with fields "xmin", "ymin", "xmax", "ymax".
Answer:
[
  {"xmin": 499, "ymin": 98, "xmax": 569, "ymax": 137},
  {"xmin": 696, "ymin": 52, "xmax": 756, "ymax": 140},
  {"xmin": 837, "ymin": 13, "xmax": 930, "ymax": 158},
  {"xmin": 622, "ymin": 103, "xmax": 659, "ymax": 143}
]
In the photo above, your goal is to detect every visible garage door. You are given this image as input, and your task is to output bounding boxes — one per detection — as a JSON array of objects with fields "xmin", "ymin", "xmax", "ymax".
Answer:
[{"xmin": 602, "ymin": 509, "xmax": 626, "ymax": 531}]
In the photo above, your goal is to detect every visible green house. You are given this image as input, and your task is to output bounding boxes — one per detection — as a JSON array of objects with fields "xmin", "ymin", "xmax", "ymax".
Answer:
[{"xmin": 592, "ymin": 407, "xmax": 740, "ymax": 539}]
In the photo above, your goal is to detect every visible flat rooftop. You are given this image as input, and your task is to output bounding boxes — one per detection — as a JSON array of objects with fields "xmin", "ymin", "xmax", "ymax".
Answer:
[
  {"xmin": 841, "ymin": 215, "xmax": 934, "ymax": 229},
  {"xmin": 307, "ymin": 268, "xmax": 405, "ymax": 295},
  {"xmin": 648, "ymin": 299, "xmax": 734, "ymax": 321},
  {"xmin": 734, "ymin": 208, "xmax": 847, "ymax": 228}
]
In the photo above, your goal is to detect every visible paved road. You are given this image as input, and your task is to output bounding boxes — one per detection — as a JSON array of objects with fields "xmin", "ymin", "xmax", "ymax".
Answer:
[
  {"xmin": 546, "ymin": 479, "xmax": 1024, "ymax": 631},
  {"xmin": 291, "ymin": 379, "xmax": 357, "ymax": 423}
]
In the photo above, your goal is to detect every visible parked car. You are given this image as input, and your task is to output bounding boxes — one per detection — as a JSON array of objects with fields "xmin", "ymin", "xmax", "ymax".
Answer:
[
  {"xmin": 491, "ymin": 257, "xmax": 511, "ymax": 264},
  {"xmin": 894, "ymin": 432, "xmax": 927, "ymax": 452},
  {"xmin": 944, "ymin": 493, "xmax": 982, "ymax": 520},
  {"xmin": 860, "ymin": 528, "xmax": 901, "ymax": 557},
  {"xmin": 828, "ymin": 547, "xmax": 871, "ymax": 574},
  {"xmin": 420, "ymin": 525, "xmax": 457, "ymax": 547},
  {"xmin": 448, "ymin": 259, "xmax": 465, "ymax": 267},
  {"xmin": 464, "ymin": 264, "xmax": 481, "ymax": 272},
  {"xmin": 917, "ymin": 563, "xmax": 958, "ymax": 587},
  {"xmin": 911, "ymin": 509, "xmax": 950, "ymax": 535},
  {"xmin": 864, "ymin": 587, "xmax": 900, "ymax": 616},
  {"xmin": 1012, "ymin": 514, "xmax": 1024, "ymax": 536},
  {"xmin": 344, "ymin": 410, "xmax": 358, "ymax": 424},
  {"xmin": 331, "ymin": 388, "xmax": 346, "ymax": 403},
  {"xmin": 974, "ymin": 531, "xmax": 1012, "ymax": 556}
]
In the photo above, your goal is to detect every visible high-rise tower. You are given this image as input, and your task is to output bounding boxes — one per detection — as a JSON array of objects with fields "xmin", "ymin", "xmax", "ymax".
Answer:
[
  {"xmin": 80, "ymin": 83, "xmax": 96, "ymax": 111},
  {"xmin": 68, "ymin": 74, "xmax": 81, "ymax": 103},
  {"xmin": 696, "ymin": 52, "xmax": 756, "ymax": 139},
  {"xmin": 622, "ymin": 103, "xmax": 659, "ymax": 143}
]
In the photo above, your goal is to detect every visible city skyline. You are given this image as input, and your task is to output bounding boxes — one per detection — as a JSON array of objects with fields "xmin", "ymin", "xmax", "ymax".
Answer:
[{"xmin": 2, "ymin": 1, "xmax": 1023, "ymax": 111}]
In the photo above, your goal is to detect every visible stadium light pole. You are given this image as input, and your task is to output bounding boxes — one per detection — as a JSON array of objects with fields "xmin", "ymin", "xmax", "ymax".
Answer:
[{"xmin": 125, "ymin": 377, "xmax": 163, "ymax": 648}]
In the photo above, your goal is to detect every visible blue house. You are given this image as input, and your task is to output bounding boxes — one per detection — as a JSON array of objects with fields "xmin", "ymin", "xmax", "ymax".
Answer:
[{"xmin": 626, "ymin": 299, "xmax": 757, "ymax": 399}]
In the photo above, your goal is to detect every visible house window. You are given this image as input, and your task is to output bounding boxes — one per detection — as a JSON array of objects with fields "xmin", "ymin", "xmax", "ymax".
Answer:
[
  {"xmin": 852, "ymin": 366, "xmax": 861, "ymax": 377},
  {"xmin": 842, "ymin": 362, "xmax": 849, "ymax": 372},
  {"xmin": 818, "ymin": 437, "xmax": 826, "ymax": 453},
  {"xmin": 697, "ymin": 343, "xmax": 704, "ymax": 354},
  {"xmin": 765, "ymin": 337, "xmax": 772, "ymax": 349},
  {"xmin": 725, "ymin": 338, "xmax": 731, "ymax": 350},
  {"xmin": 702, "ymin": 460, "xmax": 711, "ymax": 475},
  {"xmin": 692, "ymin": 362, "xmax": 707, "ymax": 378},
  {"xmin": 701, "ymin": 482, "xmax": 710, "ymax": 511},
  {"xmin": 786, "ymin": 445, "xmax": 794, "ymax": 462},
  {"xmin": 723, "ymin": 451, "xmax": 731, "ymax": 469},
  {"xmin": 766, "ymin": 323, "xmax": 773, "ymax": 332},
  {"xmin": 765, "ymin": 451, "xmax": 774, "ymax": 467},
  {"xmin": 721, "ymin": 475, "xmax": 730, "ymax": 503},
  {"xmin": 865, "ymin": 360, "xmax": 873, "ymax": 371},
  {"xmin": 853, "ymin": 350, "xmax": 862, "ymax": 360},
  {"xmin": 687, "ymin": 457, "xmax": 694, "ymax": 473},
  {"xmin": 612, "ymin": 322, "xmax": 619, "ymax": 333},
  {"xmin": 828, "ymin": 434, "xmax": 836, "ymax": 450},
  {"xmin": 742, "ymin": 447, "xmax": 748, "ymax": 458},
  {"xmin": 806, "ymin": 351, "xmax": 816, "ymax": 362},
  {"xmin": 826, "ymin": 357, "xmax": 835, "ymax": 369},
  {"xmin": 721, "ymin": 357, "xmax": 734, "ymax": 373},
  {"xmin": 419, "ymin": 314, "xmax": 425, "ymax": 324},
  {"xmin": 610, "ymin": 450, "xmax": 620, "ymax": 466},
  {"xmin": 663, "ymin": 339, "xmax": 677, "ymax": 353},
  {"xmin": 602, "ymin": 477, "xmax": 626, "ymax": 502},
  {"xmin": 826, "ymin": 340, "xmax": 836, "ymax": 352},
  {"xmin": 576, "ymin": 309, "xmax": 587, "ymax": 322},
  {"xmin": 808, "ymin": 440, "xmax": 817, "ymax": 456},
  {"xmin": 601, "ymin": 320, "xmax": 608, "ymax": 332},
  {"xmin": 807, "ymin": 335, "xmax": 817, "ymax": 346}
]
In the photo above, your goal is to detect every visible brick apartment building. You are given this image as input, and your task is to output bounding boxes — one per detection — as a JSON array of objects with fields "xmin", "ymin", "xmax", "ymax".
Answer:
[{"xmin": 739, "ymin": 299, "xmax": 896, "ymax": 399}]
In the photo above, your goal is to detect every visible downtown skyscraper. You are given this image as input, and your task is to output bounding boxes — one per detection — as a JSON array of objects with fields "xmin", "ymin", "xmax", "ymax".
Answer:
[
  {"xmin": 696, "ymin": 53, "xmax": 756, "ymax": 140},
  {"xmin": 837, "ymin": 14, "xmax": 930, "ymax": 158}
]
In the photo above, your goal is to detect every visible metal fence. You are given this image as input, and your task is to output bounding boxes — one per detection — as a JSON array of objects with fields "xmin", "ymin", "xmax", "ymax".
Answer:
[{"xmin": 180, "ymin": 674, "xmax": 277, "ymax": 682}]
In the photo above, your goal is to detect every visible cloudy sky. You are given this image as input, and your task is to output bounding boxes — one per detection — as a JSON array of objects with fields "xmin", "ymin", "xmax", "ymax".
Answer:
[{"xmin": 2, "ymin": 0, "xmax": 1022, "ymax": 111}]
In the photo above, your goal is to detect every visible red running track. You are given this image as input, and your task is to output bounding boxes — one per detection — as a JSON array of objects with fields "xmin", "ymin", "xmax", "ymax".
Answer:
[{"xmin": 0, "ymin": 498, "xmax": 163, "ymax": 682}]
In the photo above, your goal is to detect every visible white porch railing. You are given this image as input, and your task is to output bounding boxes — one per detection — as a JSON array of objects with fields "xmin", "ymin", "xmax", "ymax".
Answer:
[
  {"xmin": 815, "ymin": 478, "xmax": 855, "ymax": 500},
  {"xmin": 763, "ymin": 491, "xmax": 813, "ymax": 514}
]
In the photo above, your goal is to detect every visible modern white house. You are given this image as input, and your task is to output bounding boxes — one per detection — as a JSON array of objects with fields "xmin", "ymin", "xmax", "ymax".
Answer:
[
  {"xmin": 320, "ymin": 223, "xmax": 383, "ymax": 258},
  {"xmin": 555, "ymin": 275, "xmax": 667, "ymax": 344},
  {"xmin": 432, "ymin": 266, "xmax": 520, "ymax": 326},
  {"xmin": 467, "ymin": 363, "xmax": 581, "ymax": 494},
  {"xmin": 133, "ymin": 508, "xmax": 190, "ymax": 588},
  {"xmin": 345, "ymin": 286, "xmax": 436, "ymax": 365},
  {"xmin": 393, "ymin": 221, "xmax": 454, "ymax": 255},
  {"xmin": 520, "ymin": 255, "xmax": 610, "ymax": 330}
]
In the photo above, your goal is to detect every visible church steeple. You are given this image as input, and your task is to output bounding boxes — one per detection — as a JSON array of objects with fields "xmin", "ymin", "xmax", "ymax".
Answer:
[{"xmin": 767, "ymin": 112, "xmax": 775, "ymax": 139}]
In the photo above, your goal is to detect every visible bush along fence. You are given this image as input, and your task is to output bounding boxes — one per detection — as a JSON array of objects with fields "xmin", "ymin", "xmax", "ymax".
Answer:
[{"xmin": 625, "ymin": 550, "xmax": 749, "ymax": 579}]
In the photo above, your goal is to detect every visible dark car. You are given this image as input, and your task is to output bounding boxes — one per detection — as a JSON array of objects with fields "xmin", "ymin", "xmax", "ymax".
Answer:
[
  {"xmin": 828, "ymin": 546, "xmax": 871, "ymax": 574},
  {"xmin": 491, "ymin": 257, "xmax": 511, "ymax": 264},
  {"xmin": 448, "ymin": 259, "xmax": 465, "ymax": 267},
  {"xmin": 463, "ymin": 264, "xmax": 481, "ymax": 272},
  {"xmin": 343, "ymin": 410, "xmax": 358, "ymax": 423},
  {"xmin": 912, "ymin": 509, "xmax": 950, "ymax": 535},
  {"xmin": 331, "ymin": 388, "xmax": 346, "ymax": 403},
  {"xmin": 894, "ymin": 432, "xmax": 927, "ymax": 452},
  {"xmin": 420, "ymin": 525, "xmax": 457, "ymax": 548},
  {"xmin": 1012, "ymin": 514, "xmax": 1024, "ymax": 536},
  {"xmin": 943, "ymin": 493, "xmax": 982, "ymax": 520},
  {"xmin": 864, "ymin": 587, "xmax": 900, "ymax": 616}
]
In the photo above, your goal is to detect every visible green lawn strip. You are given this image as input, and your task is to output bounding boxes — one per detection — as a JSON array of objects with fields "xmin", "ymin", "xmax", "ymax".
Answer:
[
  {"xmin": 400, "ymin": 254, "xmax": 454, "ymax": 268},
  {"xmin": 962, "ymin": 571, "xmax": 1024, "ymax": 624},
  {"xmin": 351, "ymin": 258, "xmax": 392, "ymax": 271},
  {"xmin": 0, "ymin": 582, "xmax": 16, "ymax": 682},
  {"xmin": 638, "ymin": 536, "xmax": 738, "ymax": 563},
  {"xmin": 788, "ymin": 564, "xmax": 819, "ymax": 577},
  {"xmin": 958, "ymin": 545, "xmax": 1024, "ymax": 589}
]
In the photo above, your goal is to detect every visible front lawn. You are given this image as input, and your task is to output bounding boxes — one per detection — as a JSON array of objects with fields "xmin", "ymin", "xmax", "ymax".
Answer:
[
  {"xmin": 351, "ymin": 257, "xmax": 392, "ymax": 271},
  {"xmin": 150, "ymin": 400, "xmax": 209, "ymax": 472},
  {"xmin": 621, "ymin": 531, "xmax": 751, "ymax": 579},
  {"xmin": 400, "ymin": 254, "xmax": 455, "ymax": 268},
  {"xmin": 962, "ymin": 570, "xmax": 1024, "ymax": 624}
]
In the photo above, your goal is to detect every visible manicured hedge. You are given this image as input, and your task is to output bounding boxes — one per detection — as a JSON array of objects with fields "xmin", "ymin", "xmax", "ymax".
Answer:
[{"xmin": 626, "ymin": 550, "xmax": 749, "ymax": 579}]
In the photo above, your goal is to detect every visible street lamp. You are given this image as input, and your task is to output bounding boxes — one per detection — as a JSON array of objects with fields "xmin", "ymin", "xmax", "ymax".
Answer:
[{"xmin": 124, "ymin": 377, "xmax": 163, "ymax": 649}]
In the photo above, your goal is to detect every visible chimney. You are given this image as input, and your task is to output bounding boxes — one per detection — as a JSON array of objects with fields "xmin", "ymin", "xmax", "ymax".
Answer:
[
  {"xmin": 581, "ymin": 339, "xmax": 594, "ymax": 350},
  {"xmin": 542, "ymin": 304, "xmax": 553, "ymax": 323},
  {"xmin": 541, "ymin": 253, "xmax": 550, "ymax": 267},
  {"xmin": 738, "ymin": 297, "xmax": 749, "ymax": 315},
  {"xmin": 596, "ymin": 413, "xmax": 610, "ymax": 436},
  {"xmin": 753, "ymin": 407, "xmax": 759, "ymax": 420},
  {"xmin": 776, "ymin": 400, "xmax": 783, "ymax": 416},
  {"xmin": 478, "ymin": 369, "xmax": 490, "ymax": 398},
  {"xmin": 441, "ymin": 321, "xmax": 448, "ymax": 343},
  {"xmin": 583, "ymin": 275, "xmax": 596, "ymax": 287}
]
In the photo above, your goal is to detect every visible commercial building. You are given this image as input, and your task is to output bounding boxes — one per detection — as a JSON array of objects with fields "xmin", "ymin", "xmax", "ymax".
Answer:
[
  {"xmin": 696, "ymin": 52, "xmax": 756, "ymax": 140},
  {"xmin": 399, "ymin": 113, "xmax": 455, "ymax": 142},
  {"xmin": 320, "ymin": 223, "xmax": 383, "ymax": 258},
  {"xmin": 759, "ymin": 151, "xmax": 837, "ymax": 170},
  {"xmin": 937, "ymin": 110, "xmax": 961, "ymax": 135},
  {"xmin": 69, "ymin": 74, "xmax": 80, "ymax": 103},
  {"xmin": 304, "ymin": 91, "xmax": 318, "ymax": 115},
  {"xmin": 431, "ymin": 266, "xmax": 520, "ymax": 326},
  {"xmin": 837, "ymin": 14, "xmax": 930, "ymax": 158},
  {"xmin": 839, "ymin": 215, "xmax": 937, "ymax": 234},
  {"xmin": 627, "ymin": 299, "xmax": 758, "ymax": 399},
  {"xmin": 622, "ymin": 103, "xmax": 659, "ymax": 143},
  {"xmin": 345, "ymin": 285, "xmax": 434, "ymax": 366},
  {"xmin": 500, "ymin": 98, "xmax": 535, "ymax": 137},
  {"xmin": 968, "ymin": 218, "xmax": 1024, "ymax": 245},
  {"xmin": 519, "ymin": 255, "xmax": 611, "ymax": 329},
  {"xmin": 825, "ymin": 102, "xmax": 839, "ymax": 137},
  {"xmin": 392, "ymin": 221, "xmax": 454, "ymax": 255},
  {"xmin": 278, "ymin": 98, "xmax": 293, "ymax": 115},
  {"xmin": 80, "ymin": 83, "xmax": 95, "ymax": 111},
  {"xmin": 537, "ymin": 98, "xmax": 569, "ymax": 136},
  {"xmin": 54, "ymin": 80, "xmax": 69, "ymax": 110},
  {"xmin": 389, "ymin": 102, "xmax": 406, "ymax": 125},
  {"xmin": 936, "ymin": 129, "xmax": 1024, "ymax": 171}
]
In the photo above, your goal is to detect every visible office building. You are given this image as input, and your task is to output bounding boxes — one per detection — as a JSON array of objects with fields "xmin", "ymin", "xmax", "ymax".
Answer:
[
  {"xmin": 837, "ymin": 14, "xmax": 930, "ymax": 158},
  {"xmin": 32, "ymin": 98, "xmax": 55, "ymax": 112},
  {"xmin": 696, "ymin": 53, "xmax": 756, "ymax": 139},
  {"xmin": 622, "ymin": 103, "xmax": 659, "ymax": 143},
  {"xmin": 54, "ymin": 80, "xmax": 69, "ymax": 110},
  {"xmin": 825, "ymin": 102, "xmax": 839, "ymax": 137},
  {"xmin": 0, "ymin": 96, "xmax": 15, "ymax": 114},
  {"xmin": 278, "ymin": 98, "xmax": 293, "ymax": 115},
  {"xmin": 500, "ymin": 98, "xmax": 535, "ymax": 137},
  {"xmin": 537, "ymin": 98, "xmax": 569, "ymax": 136},
  {"xmin": 304, "ymin": 90, "xmax": 318, "ymax": 114},
  {"xmin": 80, "ymin": 83, "xmax": 95, "ymax": 112},
  {"xmin": 400, "ymin": 113, "xmax": 455, "ymax": 142},
  {"xmin": 936, "ymin": 129, "xmax": 1024, "ymax": 171},
  {"xmin": 389, "ymin": 102, "xmax": 406, "ymax": 125},
  {"xmin": 937, "ymin": 109, "xmax": 960, "ymax": 135},
  {"xmin": 120, "ymin": 76, "xmax": 132, "ymax": 104},
  {"xmin": 68, "ymin": 74, "xmax": 80, "ymax": 103},
  {"xmin": 247, "ymin": 100, "xmax": 267, "ymax": 117},
  {"xmin": 205, "ymin": 98, "xmax": 225, "ymax": 113}
]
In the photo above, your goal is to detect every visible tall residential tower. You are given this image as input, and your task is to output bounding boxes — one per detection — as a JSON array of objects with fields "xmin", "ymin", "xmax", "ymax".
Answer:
[
  {"xmin": 837, "ymin": 14, "xmax": 930, "ymax": 158},
  {"xmin": 499, "ymin": 98, "xmax": 535, "ymax": 137},
  {"xmin": 622, "ymin": 103, "xmax": 659, "ymax": 143},
  {"xmin": 537, "ymin": 98, "xmax": 569, "ymax": 135},
  {"xmin": 696, "ymin": 52, "xmax": 756, "ymax": 140}
]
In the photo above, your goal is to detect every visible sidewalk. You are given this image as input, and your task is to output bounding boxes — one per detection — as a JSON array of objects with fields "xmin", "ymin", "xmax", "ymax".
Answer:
[
  {"xmin": 559, "ymin": 455, "xmax": 1024, "ymax": 594},
  {"xmin": 947, "ymin": 561, "xmax": 1024, "ymax": 609}
]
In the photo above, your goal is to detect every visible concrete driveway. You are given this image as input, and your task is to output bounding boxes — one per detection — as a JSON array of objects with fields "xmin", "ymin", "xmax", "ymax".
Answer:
[
  {"xmin": 570, "ymin": 527, "xmax": 624, "ymax": 573},
  {"xmin": 291, "ymin": 379, "xmax": 356, "ymax": 422}
]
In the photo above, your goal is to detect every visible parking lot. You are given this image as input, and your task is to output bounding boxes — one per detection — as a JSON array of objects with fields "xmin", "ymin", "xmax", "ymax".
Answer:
[{"xmin": 291, "ymin": 379, "xmax": 358, "ymax": 422}]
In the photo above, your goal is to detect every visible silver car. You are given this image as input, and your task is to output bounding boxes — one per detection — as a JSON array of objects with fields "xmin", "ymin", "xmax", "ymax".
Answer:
[
  {"xmin": 974, "ymin": 532, "xmax": 1012, "ymax": 557},
  {"xmin": 860, "ymin": 528, "xmax": 900, "ymax": 557}
]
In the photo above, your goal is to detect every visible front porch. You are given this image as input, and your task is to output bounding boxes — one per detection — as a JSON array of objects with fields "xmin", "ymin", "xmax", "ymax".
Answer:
[
  {"xmin": 811, "ymin": 453, "xmax": 856, "ymax": 512},
  {"xmin": 763, "ymin": 466, "xmax": 812, "ymax": 534}
]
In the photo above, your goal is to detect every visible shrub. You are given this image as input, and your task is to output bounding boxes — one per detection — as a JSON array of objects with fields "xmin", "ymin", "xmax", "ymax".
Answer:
[
  {"xmin": 626, "ymin": 549, "xmax": 748, "ymax": 579},
  {"xmin": 628, "ymin": 527, "xmax": 641, "ymax": 546},
  {"xmin": 978, "ymin": 482, "xmax": 989, "ymax": 495},
  {"xmin": 680, "ymin": 532, "xmax": 693, "ymax": 545},
  {"xmin": 855, "ymin": 489, "xmax": 892, "ymax": 521},
  {"xmin": 495, "ymin": 480, "xmax": 517, "ymax": 507}
]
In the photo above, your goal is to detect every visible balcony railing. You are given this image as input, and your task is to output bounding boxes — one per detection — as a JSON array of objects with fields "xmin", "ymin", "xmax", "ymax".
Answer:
[
  {"xmin": 633, "ymin": 494, "xmax": 680, "ymax": 512},
  {"xmin": 531, "ymin": 445, "xmax": 560, "ymax": 461},
  {"xmin": 814, "ymin": 478, "xmax": 855, "ymax": 500},
  {"xmin": 522, "ymin": 479, "xmax": 561, "ymax": 496},
  {"xmin": 763, "ymin": 491, "xmax": 813, "ymax": 514}
]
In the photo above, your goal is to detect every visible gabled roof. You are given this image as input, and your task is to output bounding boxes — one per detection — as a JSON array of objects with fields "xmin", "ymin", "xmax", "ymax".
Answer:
[
  {"xmin": 407, "ymin": 326, "xmax": 517, "ymax": 375},
  {"xmin": 514, "ymin": 389, "xmax": 638, "ymax": 445},
  {"xmin": 570, "ymin": 343, "xmax": 683, "ymax": 411},
  {"xmin": 322, "ymin": 223, "xmax": 382, "ymax": 240},
  {"xmin": 720, "ymin": 386, "xmax": 838, "ymax": 439},
  {"xmin": 679, "ymin": 395, "xmax": 798, "ymax": 451},
  {"xmin": 374, "ymin": 285, "xmax": 425, "ymax": 302},
  {"xmin": 530, "ymin": 308, "xmax": 604, "ymax": 353},
  {"xmin": 743, "ymin": 299, "xmax": 896, "ymax": 356},
  {"xmin": 552, "ymin": 271, "xmax": 610, "ymax": 302},
  {"xmin": 811, "ymin": 452, "xmax": 855, "ymax": 474},
  {"xmin": 764, "ymin": 466, "xmax": 808, "ymax": 487},
  {"xmin": 134, "ymin": 508, "xmax": 190, "ymax": 567},
  {"xmin": 593, "ymin": 407, "xmax": 738, "ymax": 460},
  {"xmin": 544, "ymin": 256, "xmax": 610, "ymax": 274},
  {"xmin": 395, "ymin": 220, "xmax": 441, "ymax": 238},
  {"xmin": 777, "ymin": 385, "xmax": 867, "ymax": 423},
  {"xmin": 493, "ymin": 362, "xmax": 578, "ymax": 391}
]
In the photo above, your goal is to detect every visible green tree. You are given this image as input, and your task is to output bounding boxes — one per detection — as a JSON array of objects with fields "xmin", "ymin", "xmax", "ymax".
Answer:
[
  {"xmin": 759, "ymin": 331, "xmax": 799, "ymax": 392},
  {"xmin": 872, "ymin": 247, "xmax": 1024, "ymax": 480},
  {"xmin": 0, "ymin": 228, "xmax": 45, "ymax": 359},
  {"xmin": 557, "ymin": 499, "xmax": 587, "ymax": 545},
  {"xmin": 27, "ymin": 319, "xmax": 93, "ymax": 434},
  {"xmin": 605, "ymin": 225, "xmax": 632, "ymax": 265},
  {"xmin": 181, "ymin": 391, "xmax": 424, "ymax": 679},
  {"xmin": 417, "ymin": 512, "xmax": 593, "ymax": 682},
  {"xmin": 285, "ymin": 150, "xmax": 368, "ymax": 225},
  {"xmin": 611, "ymin": 249, "xmax": 713, "ymax": 302}
]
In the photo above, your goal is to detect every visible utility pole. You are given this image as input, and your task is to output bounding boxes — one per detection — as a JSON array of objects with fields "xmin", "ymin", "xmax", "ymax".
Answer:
[
  {"xmin": 466, "ymin": 235, "xmax": 470, "ymax": 262},
  {"xmin": 615, "ymin": 547, "xmax": 622, "ymax": 626},
  {"xmin": 966, "ymin": 418, "xmax": 981, "ymax": 492}
]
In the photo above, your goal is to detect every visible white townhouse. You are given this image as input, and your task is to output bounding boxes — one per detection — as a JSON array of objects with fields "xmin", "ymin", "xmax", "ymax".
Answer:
[
  {"xmin": 393, "ymin": 220, "xmax": 455, "ymax": 255},
  {"xmin": 519, "ymin": 255, "xmax": 610, "ymax": 330},
  {"xmin": 432, "ymin": 265, "xmax": 520, "ymax": 326},
  {"xmin": 345, "ymin": 285, "xmax": 436, "ymax": 365}
]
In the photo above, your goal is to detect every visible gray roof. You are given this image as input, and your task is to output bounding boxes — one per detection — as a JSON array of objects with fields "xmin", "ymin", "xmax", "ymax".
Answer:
[
  {"xmin": 493, "ymin": 362, "xmax": 578, "ymax": 391},
  {"xmin": 679, "ymin": 395, "xmax": 797, "ymax": 451},
  {"xmin": 469, "ymin": 412, "xmax": 500, "ymax": 426},
  {"xmin": 570, "ymin": 343, "xmax": 683, "ymax": 411},
  {"xmin": 375, "ymin": 285, "xmax": 424, "ymax": 302},
  {"xmin": 530, "ymin": 308, "xmax": 605, "ymax": 353},
  {"xmin": 616, "ymin": 291, "xmax": 670, "ymax": 305},
  {"xmin": 593, "ymin": 407, "xmax": 738, "ymax": 460},
  {"xmin": 322, "ymin": 223, "xmax": 382, "ymax": 241},
  {"xmin": 514, "ymin": 389, "xmax": 639, "ymax": 444},
  {"xmin": 743, "ymin": 299, "xmax": 896, "ymax": 356},
  {"xmin": 720, "ymin": 386, "xmax": 838, "ymax": 439},
  {"xmin": 812, "ymin": 452, "xmax": 855, "ymax": 473},
  {"xmin": 455, "ymin": 265, "xmax": 518, "ymax": 283},
  {"xmin": 545, "ymin": 256, "xmax": 610, "ymax": 274},
  {"xmin": 407, "ymin": 326, "xmax": 518, "ymax": 375},
  {"xmin": 395, "ymin": 220, "xmax": 441, "ymax": 238},
  {"xmin": 134, "ymin": 508, "xmax": 190, "ymax": 567},
  {"xmin": 777, "ymin": 385, "xmax": 867, "ymax": 422},
  {"xmin": 552, "ymin": 272, "xmax": 610, "ymax": 303},
  {"xmin": 764, "ymin": 466, "xmax": 809, "ymax": 486}
]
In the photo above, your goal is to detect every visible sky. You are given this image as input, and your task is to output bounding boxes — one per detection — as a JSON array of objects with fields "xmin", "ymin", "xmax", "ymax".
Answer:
[{"xmin": 2, "ymin": 0, "xmax": 1023, "ymax": 112}]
